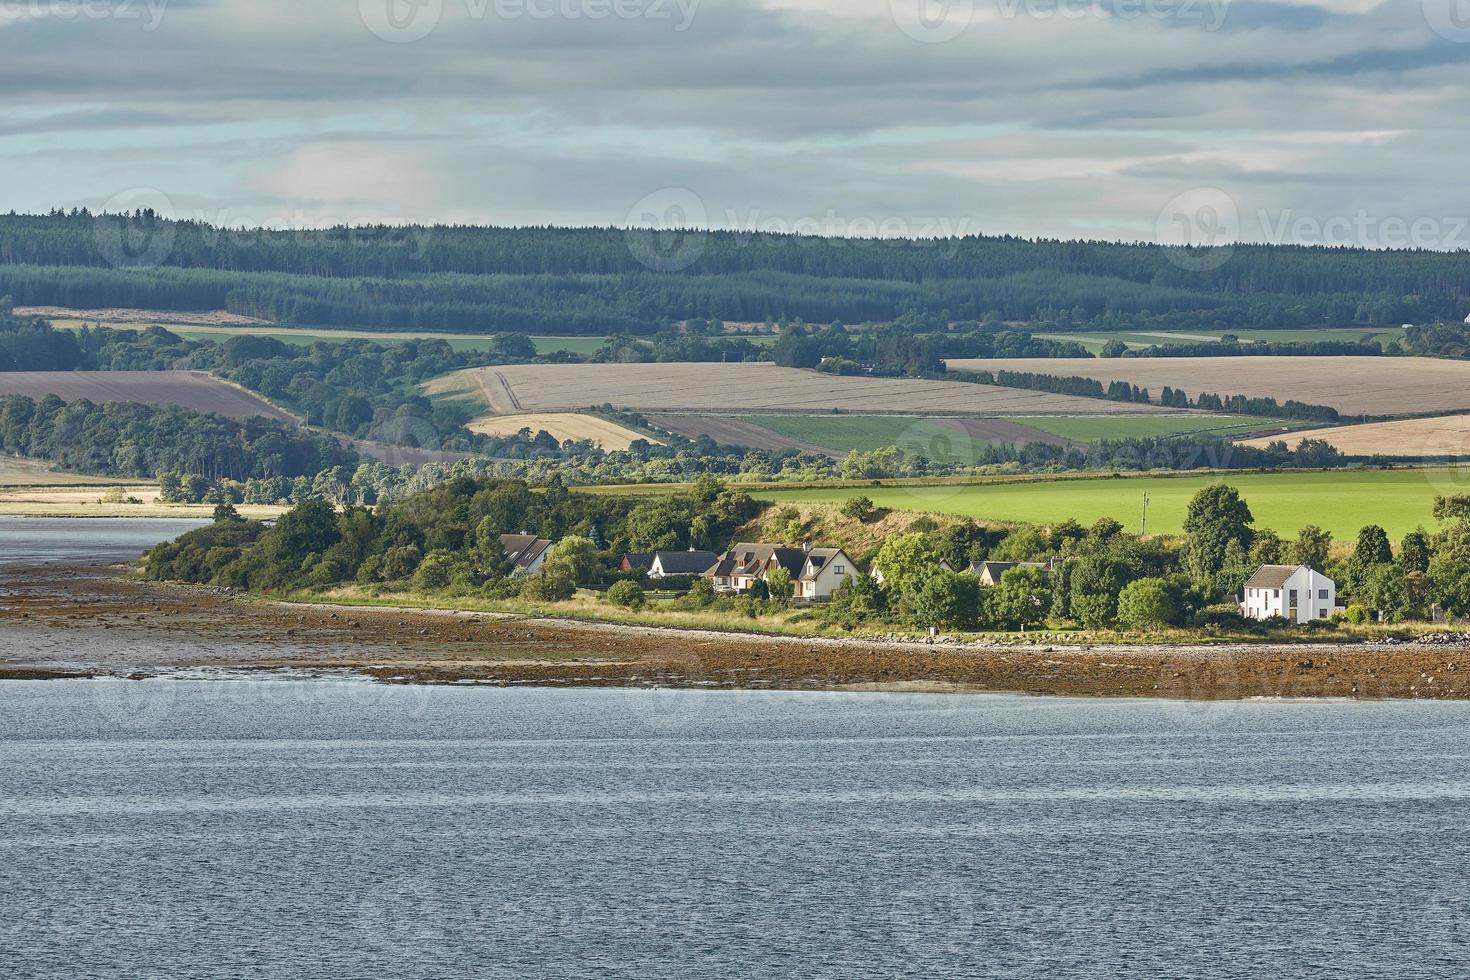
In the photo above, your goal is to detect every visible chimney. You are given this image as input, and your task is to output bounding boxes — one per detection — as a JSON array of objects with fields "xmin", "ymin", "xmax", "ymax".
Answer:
[{"xmin": 803, "ymin": 540, "xmax": 812, "ymax": 554}]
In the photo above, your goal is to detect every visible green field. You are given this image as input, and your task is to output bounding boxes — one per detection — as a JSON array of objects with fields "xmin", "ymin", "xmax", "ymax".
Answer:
[
  {"xmin": 1037, "ymin": 327, "xmax": 1396, "ymax": 353},
  {"xmin": 1011, "ymin": 415, "xmax": 1304, "ymax": 442},
  {"xmin": 760, "ymin": 467, "xmax": 1470, "ymax": 539},
  {"xmin": 733, "ymin": 413, "xmax": 1300, "ymax": 452}
]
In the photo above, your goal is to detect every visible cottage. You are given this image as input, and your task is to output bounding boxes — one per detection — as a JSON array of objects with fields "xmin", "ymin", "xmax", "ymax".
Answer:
[
  {"xmin": 648, "ymin": 550, "xmax": 720, "ymax": 579},
  {"xmin": 706, "ymin": 543, "xmax": 857, "ymax": 600},
  {"xmin": 618, "ymin": 553, "xmax": 652, "ymax": 574},
  {"xmin": 968, "ymin": 561, "xmax": 1048, "ymax": 587},
  {"xmin": 499, "ymin": 533, "xmax": 554, "ymax": 576},
  {"xmin": 1240, "ymin": 565, "xmax": 1337, "ymax": 623}
]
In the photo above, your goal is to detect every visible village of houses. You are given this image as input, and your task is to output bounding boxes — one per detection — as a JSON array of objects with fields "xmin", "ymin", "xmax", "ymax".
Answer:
[{"xmin": 498, "ymin": 532, "xmax": 1341, "ymax": 625}]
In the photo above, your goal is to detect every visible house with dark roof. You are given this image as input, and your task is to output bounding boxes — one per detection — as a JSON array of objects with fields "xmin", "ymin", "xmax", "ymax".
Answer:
[
  {"xmin": 1241, "ymin": 565, "xmax": 1337, "ymax": 623},
  {"xmin": 649, "ymin": 550, "xmax": 721, "ymax": 579},
  {"xmin": 499, "ymin": 533, "xmax": 554, "ymax": 576},
  {"xmin": 618, "ymin": 553, "xmax": 652, "ymax": 574},
  {"xmin": 705, "ymin": 543, "xmax": 858, "ymax": 600},
  {"xmin": 969, "ymin": 561, "xmax": 1049, "ymax": 587}
]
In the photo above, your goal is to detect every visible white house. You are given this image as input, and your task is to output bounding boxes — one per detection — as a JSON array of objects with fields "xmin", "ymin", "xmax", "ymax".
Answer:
[
  {"xmin": 706, "ymin": 543, "xmax": 857, "ymax": 600},
  {"xmin": 1240, "ymin": 565, "xmax": 1337, "ymax": 623},
  {"xmin": 648, "ymin": 550, "xmax": 720, "ymax": 579}
]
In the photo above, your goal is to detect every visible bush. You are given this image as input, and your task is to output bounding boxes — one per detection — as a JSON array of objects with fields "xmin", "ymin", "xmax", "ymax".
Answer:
[
  {"xmin": 1115, "ymin": 578, "xmax": 1179, "ymax": 629},
  {"xmin": 840, "ymin": 496, "xmax": 878, "ymax": 522},
  {"xmin": 412, "ymin": 550, "xmax": 460, "ymax": 591},
  {"xmin": 521, "ymin": 561, "xmax": 577, "ymax": 602},
  {"xmin": 607, "ymin": 580, "xmax": 646, "ymax": 609},
  {"xmin": 683, "ymin": 577, "xmax": 716, "ymax": 608},
  {"xmin": 1345, "ymin": 604, "xmax": 1371, "ymax": 625}
]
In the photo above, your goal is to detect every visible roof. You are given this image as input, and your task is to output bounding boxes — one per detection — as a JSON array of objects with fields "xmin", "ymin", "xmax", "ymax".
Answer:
[
  {"xmin": 652, "ymin": 550, "xmax": 721, "ymax": 575},
  {"xmin": 972, "ymin": 561, "xmax": 1046, "ymax": 577},
  {"xmin": 499, "ymin": 533, "xmax": 553, "ymax": 570},
  {"xmin": 620, "ymin": 553, "xmax": 652, "ymax": 570},
  {"xmin": 706, "ymin": 543, "xmax": 836, "ymax": 580},
  {"xmin": 1244, "ymin": 565, "xmax": 1307, "ymax": 590}
]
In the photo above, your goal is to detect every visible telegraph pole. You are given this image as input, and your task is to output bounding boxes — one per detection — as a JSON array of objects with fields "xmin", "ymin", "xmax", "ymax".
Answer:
[{"xmin": 1141, "ymin": 492, "xmax": 1150, "ymax": 537}]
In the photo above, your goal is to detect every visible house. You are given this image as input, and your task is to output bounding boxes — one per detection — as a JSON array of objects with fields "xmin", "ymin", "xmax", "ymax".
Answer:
[
  {"xmin": 706, "ymin": 543, "xmax": 858, "ymax": 600},
  {"xmin": 648, "ymin": 550, "xmax": 720, "ymax": 579},
  {"xmin": 499, "ymin": 533, "xmax": 554, "ymax": 576},
  {"xmin": 618, "ymin": 553, "xmax": 652, "ymax": 574},
  {"xmin": 1240, "ymin": 565, "xmax": 1338, "ymax": 623},
  {"xmin": 968, "ymin": 561, "xmax": 1048, "ymax": 587}
]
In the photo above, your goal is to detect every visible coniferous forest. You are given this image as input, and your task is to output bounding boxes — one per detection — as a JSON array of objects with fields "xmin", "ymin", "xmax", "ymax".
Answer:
[{"xmin": 3, "ymin": 211, "xmax": 1468, "ymax": 334}]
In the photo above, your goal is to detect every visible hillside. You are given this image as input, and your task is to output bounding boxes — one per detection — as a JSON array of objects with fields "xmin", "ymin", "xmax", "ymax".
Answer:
[{"xmin": 3, "ymin": 212, "xmax": 1468, "ymax": 334}]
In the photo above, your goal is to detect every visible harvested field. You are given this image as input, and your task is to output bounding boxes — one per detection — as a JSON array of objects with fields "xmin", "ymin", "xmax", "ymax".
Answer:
[
  {"xmin": 0, "ymin": 457, "xmax": 133, "ymax": 488},
  {"xmin": 427, "ymin": 363, "xmax": 1172, "ymax": 416},
  {"xmin": 946, "ymin": 356, "xmax": 1470, "ymax": 417},
  {"xmin": 1239, "ymin": 415, "xmax": 1470, "ymax": 458},
  {"xmin": 17, "ymin": 306, "xmax": 270, "ymax": 326},
  {"xmin": 468, "ymin": 412, "xmax": 656, "ymax": 450},
  {"xmin": 652, "ymin": 414, "xmax": 1080, "ymax": 457},
  {"xmin": 0, "ymin": 371, "xmax": 296, "ymax": 422}
]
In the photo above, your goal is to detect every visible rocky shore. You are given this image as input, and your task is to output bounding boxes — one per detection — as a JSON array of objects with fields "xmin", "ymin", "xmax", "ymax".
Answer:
[{"xmin": 4, "ymin": 562, "xmax": 1470, "ymax": 700}]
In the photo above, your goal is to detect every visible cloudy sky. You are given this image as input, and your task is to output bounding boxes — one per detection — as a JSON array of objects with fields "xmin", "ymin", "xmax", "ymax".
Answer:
[{"xmin": 2, "ymin": 0, "xmax": 1468, "ymax": 246}]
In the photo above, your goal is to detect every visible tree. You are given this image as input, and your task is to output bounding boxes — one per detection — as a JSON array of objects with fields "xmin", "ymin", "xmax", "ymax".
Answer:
[
  {"xmin": 1399, "ymin": 529, "xmax": 1431, "ymax": 573},
  {"xmin": 909, "ymin": 572, "xmax": 982, "ymax": 630},
  {"xmin": 872, "ymin": 532, "xmax": 943, "ymax": 598},
  {"xmin": 839, "ymin": 496, "xmax": 878, "ymax": 523},
  {"xmin": 1217, "ymin": 538, "xmax": 1253, "ymax": 596},
  {"xmin": 684, "ymin": 577, "xmax": 716, "ymax": 608},
  {"xmin": 748, "ymin": 578, "xmax": 771, "ymax": 601},
  {"xmin": 549, "ymin": 535, "xmax": 601, "ymax": 585},
  {"xmin": 1115, "ymin": 578, "xmax": 1179, "ymax": 629},
  {"xmin": 1249, "ymin": 529, "xmax": 1283, "ymax": 566},
  {"xmin": 1351, "ymin": 525, "xmax": 1393, "ymax": 566},
  {"xmin": 1183, "ymin": 486, "xmax": 1254, "ymax": 587},
  {"xmin": 827, "ymin": 572, "xmax": 886, "ymax": 626},
  {"xmin": 607, "ymin": 580, "xmax": 646, "ymax": 609},
  {"xmin": 1100, "ymin": 339, "xmax": 1129, "ymax": 358},
  {"xmin": 1287, "ymin": 525, "xmax": 1332, "ymax": 570},
  {"xmin": 260, "ymin": 499, "xmax": 341, "ymax": 568},
  {"xmin": 522, "ymin": 560, "xmax": 577, "ymax": 601},
  {"xmin": 767, "ymin": 566, "xmax": 795, "ymax": 601},
  {"xmin": 987, "ymin": 566, "xmax": 1050, "ymax": 630}
]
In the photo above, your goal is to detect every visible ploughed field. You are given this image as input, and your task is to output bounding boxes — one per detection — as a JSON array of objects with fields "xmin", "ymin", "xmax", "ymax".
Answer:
[
  {"xmin": 945, "ymin": 356, "xmax": 1470, "ymax": 417},
  {"xmin": 0, "ymin": 371, "xmax": 295, "ymax": 422},
  {"xmin": 426, "ymin": 363, "xmax": 1176, "ymax": 417},
  {"xmin": 760, "ymin": 467, "xmax": 1469, "ymax": 539}
]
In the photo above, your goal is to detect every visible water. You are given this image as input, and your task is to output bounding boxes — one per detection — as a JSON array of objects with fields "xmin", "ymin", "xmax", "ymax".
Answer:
[
  {"xmin": 2, "ymin": 680, "xmax": 1469, "ymax": 979},
  {"xmin": 0, "ymin": 517, "xmax": 207, "ymax": 567}
]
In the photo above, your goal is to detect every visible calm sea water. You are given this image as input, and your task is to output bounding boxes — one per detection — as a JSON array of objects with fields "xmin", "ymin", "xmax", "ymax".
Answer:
[
  {"xmin": 2, "ymin": 681, "xmax": 1470, "ymax": 979},
  {"xmin": 0, "ymin": 516, "xmax": 208, "ymax": 567}
]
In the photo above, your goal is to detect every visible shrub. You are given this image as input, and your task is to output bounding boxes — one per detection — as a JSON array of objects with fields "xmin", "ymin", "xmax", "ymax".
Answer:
[
  {"xmin": 1115, "ymin": 578, "xmax": 1179, "ymax": 629},
  {"xmin": 840, "ymin": 496, "xmax": 878, "ymax": 522},
  {"xmin": 412, "ymin": 550, "xmax": 460, "ymax": 591},
  {"xmin": 683, "ymin": 577, "xmax": 717, "ymax": 608},
  {"xmin": 607, "ymin": 580, "xmax": 646, "ymax": 609},
  {"xmin": 1345, "ymin": 604, "xmax": 1371, "ymax": 625}
]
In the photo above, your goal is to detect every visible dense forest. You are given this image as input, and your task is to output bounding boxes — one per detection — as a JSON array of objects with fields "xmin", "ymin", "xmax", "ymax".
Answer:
[{"xmin": 3, "ymin": 211, "xmax": 1468, "ymax": 334}]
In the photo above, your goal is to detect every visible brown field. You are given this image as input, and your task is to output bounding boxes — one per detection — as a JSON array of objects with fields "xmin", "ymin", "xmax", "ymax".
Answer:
[
  {"xmin": 648, "ymin": 415, "xmax": 839, "ymax": 455},
  {"xmin": 426, "ymin": 363, "xmax": 1173, "ymax": 416},
  {"xmin": 468, "ymin": 412, "xmax": 657, "ymax": 450},
  {"xmin": 0, "ymin": 456, "xmax": 134, "ymax": 488},
  {"xmin": 946, "ymin": 356, "xmax": 1470, "ymax": 417},
  {"xmin": 0, "ymin": 371, "xmax": 297, "ymax": 422},
  {"xmin": 1240, "ymin": 414, "xmax": 1470, "ymax": 458}
]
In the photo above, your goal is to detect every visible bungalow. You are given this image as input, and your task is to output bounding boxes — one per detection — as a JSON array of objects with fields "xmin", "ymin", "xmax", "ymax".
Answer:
[
  {"xmin": 706, "ymin": 543, "xmax": 858, "ymax": 600},
  {"xmin": 648, "ymin": 550, "xmax": 720, "ymax": 579},
  {"xmin": 1241, "ymin": 565, "xmax": 1338, "ymax": 624},
  {"xmin": 499, "ymin": 533, "xmax": 554, "ymax": 576}
]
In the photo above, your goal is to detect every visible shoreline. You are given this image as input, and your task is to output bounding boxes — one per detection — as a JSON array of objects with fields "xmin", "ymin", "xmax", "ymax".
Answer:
[{"xmin": 4, "ymin": 563, "xmax": 1470, "ymax": 700}]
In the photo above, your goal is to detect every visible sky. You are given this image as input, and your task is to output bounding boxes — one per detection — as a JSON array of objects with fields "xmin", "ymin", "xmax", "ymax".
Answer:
[{"xmin": 2, "ymin": 0, "xmax": 1469, "ymax": 247}]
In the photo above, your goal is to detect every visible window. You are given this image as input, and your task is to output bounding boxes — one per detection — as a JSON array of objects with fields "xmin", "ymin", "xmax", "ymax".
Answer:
[
  {"xmin": 834, "ymin": 565, "xmax": 846, "ymax": 575},
  {"xmin": 1289, "ymin": 589, "xmax": 1298, "ymax": 606},
  {"xmin": 1318, "ymin": 589, "xmax": 1328, "ymax": 600},
  {"xmin": 1319, "ymin": 609, "xmax": 1328, "ymax": 619},
  {"xmin": 1274, "ymin": 590, "xmax": 1281, "ymax": 598}
]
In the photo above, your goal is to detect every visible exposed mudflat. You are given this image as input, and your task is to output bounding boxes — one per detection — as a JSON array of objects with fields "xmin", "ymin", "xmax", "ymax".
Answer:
[{"xmin": 4, "ymin": 562, "xmax": 1470, "ymax": 699}]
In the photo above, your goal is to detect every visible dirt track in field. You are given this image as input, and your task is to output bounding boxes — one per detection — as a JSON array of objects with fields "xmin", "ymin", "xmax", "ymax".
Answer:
[
  {"xmin": 433, "ymin": 363, "xmax": 1172, "ymax": 417},
  {"xmin": 946, "ymin": 356, "xmax": 1470, "ymax": 417}
]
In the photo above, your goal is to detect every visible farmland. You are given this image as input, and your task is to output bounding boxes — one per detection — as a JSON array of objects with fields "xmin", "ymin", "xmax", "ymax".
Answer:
[
  {"xmin": 947, "ymin": 356, "xmax": 1470, "ymax": 417},
  {"xmin": 1036, "ymin": 327, "xmax": 1396, "ymax": 353},
  {"xmin": 0, "ymin": 371, "xmax": 296, "ymax": 422},
  {"xmin": 426, "ymin": 363, "xmax": 1175, "ymax": 417},
  {"xmin": 760, "ymin": 468, "xmax": 1468, "ymax": 539},
  {"xmin": 1240, "ymin": 415, "xmax": 1470, "ymax": 458},
  {"xmin": 468, "ymin": 413, "xmax": 657, "ymax": 450},
  {"xmin": 1012, "ymin": 415, "xmax": 1303, "ymax": 442}
]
